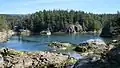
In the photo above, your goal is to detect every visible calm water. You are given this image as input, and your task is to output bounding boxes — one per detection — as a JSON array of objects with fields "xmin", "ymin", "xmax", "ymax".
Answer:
[{"xmin": 0, "ymin": 33, "xmax": 111, "ymax": 51}]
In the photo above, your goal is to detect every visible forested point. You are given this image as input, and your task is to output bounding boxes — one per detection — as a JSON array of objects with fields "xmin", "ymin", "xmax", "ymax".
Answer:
[{"xmin": 0, "ymin": 10, "xmax": 120, "ymax": 34}]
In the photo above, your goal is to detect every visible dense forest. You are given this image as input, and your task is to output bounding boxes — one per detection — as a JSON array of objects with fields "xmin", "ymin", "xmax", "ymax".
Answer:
[{"xmin": 0, "ymin": 10, "xmax": 120, "ymax": 33}]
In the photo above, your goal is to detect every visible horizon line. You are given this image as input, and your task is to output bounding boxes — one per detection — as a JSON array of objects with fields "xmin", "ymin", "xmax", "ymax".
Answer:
[{"xmin": 0, "ymin": 9, "xmax": 119, "ymax": 15}]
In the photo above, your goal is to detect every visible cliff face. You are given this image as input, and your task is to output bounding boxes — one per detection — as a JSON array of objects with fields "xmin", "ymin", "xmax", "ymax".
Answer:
[{"xmin": 66, "ymin": 24, "xmax": 83, "ymax": 33}]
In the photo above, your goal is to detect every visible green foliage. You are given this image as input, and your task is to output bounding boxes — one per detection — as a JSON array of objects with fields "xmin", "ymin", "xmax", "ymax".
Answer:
[
  {"xmin": 93, "ymin": 20, "xmax": 102, "ymax": 31},
  {"xmin": 21, "ymin": 10, "xmax": 105, "ymax": 32},
  {"xmin": 0, "ymin": 16, "xmax": 8, "ymax": 31},
  {"xmin": 0, "ymin": 10, "xmax": 119, "ymax": 33},
  {"xmin": 100, "ymin": 12, "xmax": 120, "ymax": 37}
]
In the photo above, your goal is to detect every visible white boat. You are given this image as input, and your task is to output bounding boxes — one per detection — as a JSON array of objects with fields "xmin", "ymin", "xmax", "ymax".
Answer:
[
  {"xmin": 40, "ymin": 31, "xmax": 51, "ymax": 35},
  {"xmin": 40, "ymin": 27, "xmax": 51, "ymax": 35},
  {"xmin": 47, "ymin": 31, "xmax": 51, "ymax": 35}
]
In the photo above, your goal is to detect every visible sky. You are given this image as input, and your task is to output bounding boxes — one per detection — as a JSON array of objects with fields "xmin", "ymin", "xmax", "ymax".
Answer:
[{"xmin": 0, "ymin": 0, "xmax": 120, "ymax": 14}]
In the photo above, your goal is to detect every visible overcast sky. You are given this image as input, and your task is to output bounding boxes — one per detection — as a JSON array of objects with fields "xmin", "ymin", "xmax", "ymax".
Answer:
[{"xmin": 0, "ymin": 0, "xmax": 119, "ymax": 14}]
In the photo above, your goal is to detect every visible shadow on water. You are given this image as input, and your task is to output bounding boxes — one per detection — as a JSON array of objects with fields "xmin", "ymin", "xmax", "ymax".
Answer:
[{"xmin": 12, "ymin": 35, "xmax": 51, "ymax": 43}]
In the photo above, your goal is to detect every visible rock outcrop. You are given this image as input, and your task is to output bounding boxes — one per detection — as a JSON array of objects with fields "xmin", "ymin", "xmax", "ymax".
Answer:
[
  {"xmin": 0, "ymin": 30, "xmax": 15, "ymax": 42},
  {"xmin": 73, "ymin": 39, "xmax": 116, "ymax": 68},
  {"xmin": 0, "ymin": 48, "xmax": 69, "ymax": 68},
  {"xmin": 0, "ymin": 32, "xmax": 8, "ymax": 42},
  {"xmin": 48, "ymin": 42, "xmax": 73, "ymax": 50},
  {"xmin": 74, "ymin": 47, "xmax": 120, "ymax": 68},
  {"xmin": 66, "ymin": 24, "xmax": 83, "ymax": 33},
  {"xmin": 75, "ymin": 24, "xmax": 83, "ymax": 32},
  {"xmin": 74, "ymin": 39, "xmax": 109, "ymax": 56},
  {"xmin": 73, "ymin": 40, "xmax": 120, "ymax": 68},
  {"xmin": 66, "ymin": 24, "xmax": 76, "ymax": 33}
]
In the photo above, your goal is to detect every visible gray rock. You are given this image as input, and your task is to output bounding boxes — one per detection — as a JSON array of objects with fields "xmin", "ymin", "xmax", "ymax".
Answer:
[
  {"xmin": 73, "ymin": 57, "xmax": 100, "ymax": 68},
  {"xmin": 48, "ymin": 42, "xmax": 72, "ymax": 49},
  {"xmin": 75, "ymin": 24, "xmax": 83, "ymax": 32},
  {"xmin": 0, "ymin": 48, "xmax": 69, "ymax": 68},
  {"xmin": 66, "ymin": 24, "xmax": 83, "ymax": 33}
]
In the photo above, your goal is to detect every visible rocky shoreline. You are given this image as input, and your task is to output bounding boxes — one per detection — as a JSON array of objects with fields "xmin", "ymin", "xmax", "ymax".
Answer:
[
  {"xmin": 0, "ymin": 31, "xmax": 119, "ymax": 68},
  {"xmin": 48, "ymin": 39, "xmax": 118, "ymax": 68},
  {"xmin": 0, "ymin": 48, "xmax": 73, "ymax": 68},
  {"xmin": 73, "ymin": 40, "xmax": 120, "ymax": 68},
  {"xmin": 0, "ymin": 30, "xmax": 15, "ymax": 42},
  {"xmin": 0, "ymin": 38, "xmax": 113, "ymax": 68}
]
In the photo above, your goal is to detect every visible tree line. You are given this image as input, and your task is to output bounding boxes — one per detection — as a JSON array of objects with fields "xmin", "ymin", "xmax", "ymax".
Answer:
[{"xmin": 0, "ymin": 10, "xmax": 120, "ymax": 33}]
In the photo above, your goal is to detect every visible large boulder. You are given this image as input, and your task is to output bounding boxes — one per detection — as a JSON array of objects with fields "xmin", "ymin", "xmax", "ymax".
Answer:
[{"xmin": 0, "ymin": 30, "xmax": 15, "ymax": 42}]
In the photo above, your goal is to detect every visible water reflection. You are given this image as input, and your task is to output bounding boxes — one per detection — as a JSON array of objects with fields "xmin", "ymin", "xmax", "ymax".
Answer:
[
  {"xmin": 0, "ymin": 33, "xmax": 112, "ymax": 51},
  {"xmin": 47, "ymin": 35, "xmax": 50, "ymax": 42}
]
